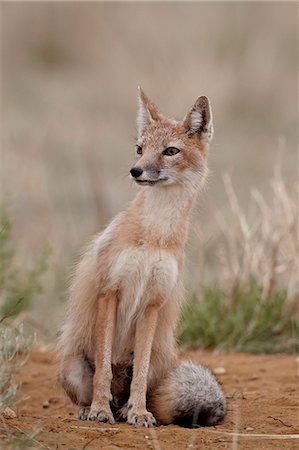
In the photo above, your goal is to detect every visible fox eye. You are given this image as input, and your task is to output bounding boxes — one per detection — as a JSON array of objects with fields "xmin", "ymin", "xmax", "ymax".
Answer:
[
  {"xmin": 136, "ymin": 145, "xmax": 142, "ymax": 155},
  {"xmin": 162, "ymin": 147, "xmax": 180, "ymax": 156}
]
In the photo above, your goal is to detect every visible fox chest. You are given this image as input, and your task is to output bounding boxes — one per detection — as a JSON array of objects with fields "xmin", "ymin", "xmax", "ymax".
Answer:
[{"xmin": 109, "ymin": 247, "xmax": 179, "ymax": 302}]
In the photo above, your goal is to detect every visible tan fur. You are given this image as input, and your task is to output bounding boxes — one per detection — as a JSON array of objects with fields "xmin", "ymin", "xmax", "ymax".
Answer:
[
  {"xmin": 88, "ymin": 292, "xmax": 117, "ymax": 423},
  {"xmin": 57, "ymin": 88, "xmax": 213, "ymax": 427}
]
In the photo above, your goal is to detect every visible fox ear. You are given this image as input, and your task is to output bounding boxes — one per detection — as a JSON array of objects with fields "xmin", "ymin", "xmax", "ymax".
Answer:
[
  {"xmin": 183, "ymin": 96, "xmax": 213, "ymax": 142},
  {"xmin": 137, "ymin": 86, "xmax": 163, "ymax": 138}
]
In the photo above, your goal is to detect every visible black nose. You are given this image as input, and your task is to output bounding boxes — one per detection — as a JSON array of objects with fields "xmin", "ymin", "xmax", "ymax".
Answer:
[{"xmin": 130, "ymin": 167, "xmax": 143, "ymax": 178}]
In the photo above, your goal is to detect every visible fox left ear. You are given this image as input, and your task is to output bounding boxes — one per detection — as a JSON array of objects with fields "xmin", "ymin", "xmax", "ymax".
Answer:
[
  {"xmin": 183, "ymin": 96, "xmax": 213, "ymax": 142},
  {"xmin": 137, "ymin": 86, "xmax": 164, "ymax": 138}
]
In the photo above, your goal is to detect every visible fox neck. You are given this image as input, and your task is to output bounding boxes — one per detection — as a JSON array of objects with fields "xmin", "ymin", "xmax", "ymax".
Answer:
[{"xmin": 139, "ymin": 182, "xmax": 197, "ymax": 244}]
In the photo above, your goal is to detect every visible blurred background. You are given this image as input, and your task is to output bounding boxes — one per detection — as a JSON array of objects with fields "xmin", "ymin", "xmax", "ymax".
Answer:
[{"xmin": 0, "ymin": 2, "xmax": 297, "ymax": 332}]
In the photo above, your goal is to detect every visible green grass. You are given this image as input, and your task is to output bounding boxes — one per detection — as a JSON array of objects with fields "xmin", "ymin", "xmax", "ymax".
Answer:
[
  {"xmin": 179, "ymin": 281, "xmax": 298, "ymax": 353},
  {"xmin": 0, "ymin": 205, "xmax": 50, "ymax": 318},
  {"xmin": 0, "ymin": 204, "xmax": 46, "ymax": 412}
]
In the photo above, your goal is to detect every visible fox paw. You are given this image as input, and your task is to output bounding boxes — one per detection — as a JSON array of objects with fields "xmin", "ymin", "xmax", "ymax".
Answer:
[
  {"xmin": 87, "ymin": 408, "xmax": 115, "ymax": 424},
  {"xmin": 77, "ymin": 406, "xmax": 90, "ymax": 421},
  {"xmin": 127, "ymin": 410, "xmax": 156, "ymax": 427},
  {"xmin": 116, "ymin": 403, "xmax": 129, "ymax": 421}
]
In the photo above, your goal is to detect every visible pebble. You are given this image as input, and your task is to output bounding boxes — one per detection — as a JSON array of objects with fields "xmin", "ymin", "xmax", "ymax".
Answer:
[
  {"xmin": 213, "ymin": 367, "xmax": 226, "ymax": 375},
  {"xmin": 2, "ymin": 407, "xmax": 17, "ymax": 418}
]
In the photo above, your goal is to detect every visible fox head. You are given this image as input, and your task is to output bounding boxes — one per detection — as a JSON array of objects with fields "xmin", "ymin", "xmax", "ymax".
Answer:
[{"xmin": 130, "ymin": 87, "xmax": 213, "ymax": 191}]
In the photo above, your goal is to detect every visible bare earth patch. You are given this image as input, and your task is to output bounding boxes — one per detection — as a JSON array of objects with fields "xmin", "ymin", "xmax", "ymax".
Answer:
[{"xmin": 1, "ymin": 349, "xmax": 298, "ymax": 449}]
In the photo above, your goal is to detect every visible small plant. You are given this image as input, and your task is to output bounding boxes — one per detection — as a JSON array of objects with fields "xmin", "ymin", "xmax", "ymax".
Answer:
[
  {"xmin": 180, "ymin": 167, "xmax": 298, "ymax": 353},
  {"xmin": 0, "ymin": 205, "xmax": 49, "ymax": 318},
  {"xmin": 0, "ymin": 204, "xmax": 47, "ymax": 412},
  {"xmin": 0, "ymin": 322, "xmax": 35, "ymax": 411}
]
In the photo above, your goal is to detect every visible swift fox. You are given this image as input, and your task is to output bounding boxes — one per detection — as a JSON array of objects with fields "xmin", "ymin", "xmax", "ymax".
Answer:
[{"xmin": 58, "ymin": 88, "xmax": 226, "ymax": 427}]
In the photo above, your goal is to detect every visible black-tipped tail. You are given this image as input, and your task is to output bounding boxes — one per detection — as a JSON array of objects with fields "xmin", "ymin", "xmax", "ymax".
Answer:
[{"xmin": 150, "ymin": 361, "xmax": 227, "ymax": 427}]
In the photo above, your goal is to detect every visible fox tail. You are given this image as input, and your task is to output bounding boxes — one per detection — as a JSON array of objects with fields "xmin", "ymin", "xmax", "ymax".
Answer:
[{"xmin": 149, "ymin": 361, "xmax": 226, "ymax": 427}]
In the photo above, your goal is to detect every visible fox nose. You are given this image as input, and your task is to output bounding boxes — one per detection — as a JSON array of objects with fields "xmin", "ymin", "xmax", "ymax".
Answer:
[{"xmin": 130, "ymin": 167, "xmax": 143, "ymax": 178}]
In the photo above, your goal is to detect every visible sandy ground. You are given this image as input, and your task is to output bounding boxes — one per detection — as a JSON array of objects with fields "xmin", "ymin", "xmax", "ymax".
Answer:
[{"xmin": 1, "ymin": 348, "xmax": 298, "ymax": 450}]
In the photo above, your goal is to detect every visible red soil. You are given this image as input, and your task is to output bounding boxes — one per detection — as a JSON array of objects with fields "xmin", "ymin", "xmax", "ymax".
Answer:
[{"xmin": 1, "ymin": 348, "xmax": 298, "ymax": 449}]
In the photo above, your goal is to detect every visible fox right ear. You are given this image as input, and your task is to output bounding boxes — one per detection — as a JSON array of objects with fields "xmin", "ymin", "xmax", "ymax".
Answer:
[
  {"xmin": 183, "ymin": 96, "xmax": 213, "ymax": 142},
  {"xmin": 137, "ymin": 87, "xmax": 163, "ymax": 138}
]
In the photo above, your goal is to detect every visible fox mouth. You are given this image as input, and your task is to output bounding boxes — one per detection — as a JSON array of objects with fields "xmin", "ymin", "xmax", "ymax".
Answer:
[{"xmin": 135, "ymin": 178, "xmax": 168, "ymax": 186}]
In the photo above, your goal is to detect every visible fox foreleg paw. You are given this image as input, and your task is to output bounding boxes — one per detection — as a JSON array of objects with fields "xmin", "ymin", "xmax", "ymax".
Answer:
[
  {"xmin": 77, "ymin": 406, "xmax": 90, "ymax": 421},
  {"xmin": 127, "ymin": 410, "xmax": 157, "ymax": 427},
  {"xmin": 87, "ymin": 407, "xmax": 115, "ymax": 424}
]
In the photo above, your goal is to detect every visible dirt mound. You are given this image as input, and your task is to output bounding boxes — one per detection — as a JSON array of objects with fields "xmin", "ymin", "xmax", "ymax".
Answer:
[{"xmin": 1, "ymin": 349, "xmax": 298, "ymax": 449}]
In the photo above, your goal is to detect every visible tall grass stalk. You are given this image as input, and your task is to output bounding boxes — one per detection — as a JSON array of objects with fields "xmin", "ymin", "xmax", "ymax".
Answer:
[{"xmin": 180, "ymin": 167, "xmax": 298, "ymax": 353}]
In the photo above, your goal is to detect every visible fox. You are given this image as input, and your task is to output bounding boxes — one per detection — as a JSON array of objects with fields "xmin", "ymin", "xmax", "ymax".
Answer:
[{"xmin": 57, "ymin": 87, "xmax": 227, "ymax": 428}]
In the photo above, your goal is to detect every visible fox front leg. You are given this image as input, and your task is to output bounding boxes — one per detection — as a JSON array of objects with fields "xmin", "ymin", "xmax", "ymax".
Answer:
[
  {"xmin": 126, "ymin": 304, "xmax": 159, "ymax": 427},
  {"xmin": 86, "ymin": 292, "xmax": 117, "ymax": 424}
]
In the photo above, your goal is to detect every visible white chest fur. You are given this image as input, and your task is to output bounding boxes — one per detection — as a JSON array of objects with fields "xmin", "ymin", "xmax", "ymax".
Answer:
[
  {"xmin": 111, "ymin": 247, "xmax": 178, "ymax": 299},
  {"xmin": 110, "ymin": 247, "xmax": 178, "ymax": 330}
]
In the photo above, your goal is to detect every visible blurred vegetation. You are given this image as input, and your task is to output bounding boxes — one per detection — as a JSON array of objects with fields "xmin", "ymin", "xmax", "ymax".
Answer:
[
  {"xmin": 180, "ymin": 170, "xmax": 298, "ymax": 353},
  {"xmin": 0, "ymin": 323, "xmax": 35, "ymax": 412},
  {"xmin": 0, "ymin": 437, "xmax": 41, "ymax": 450},
  {"xmin": 0, "ymin": 204, "xmax": 49, "ymax": 413},
  {"xmin": 179, "ymin": 282, "xmax": 298, "ymax": 353},
  {"xmin": 0, "ymin": 205, "xmax": 50, "ymax": 318}
]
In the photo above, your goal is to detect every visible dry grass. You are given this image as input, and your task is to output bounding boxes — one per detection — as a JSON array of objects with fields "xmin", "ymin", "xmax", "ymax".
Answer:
[
  {"xmin": 180, "ymin": 167, "xmax": 298, "ymax": 352},
  {"xmin": 217, "ymin": 165, "xmax": 298, "ymax": 302},
  {"xmin": 0, "ymin": 323, "xmax": 35, "ymax": 412}
]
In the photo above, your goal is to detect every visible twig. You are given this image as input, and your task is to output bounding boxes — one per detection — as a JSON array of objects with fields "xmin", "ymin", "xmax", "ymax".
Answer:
[
  {"xmin": 232, "ymin": 390, "xmax": 242, "ymax": 450},
  {"xmin": 267, "ymin": 416, "xmax": 293, "ymax": 428},
  {"xmin": 148, "ymin": 426, "xmax": 161, "ymax": 450},
  {"xmin": 70, "ymin": 425, "xmax": 120, "ymax": 431},
  {"xmin": 0, "ymin": 298, "xmax": 24, "ymax": 323},
  {"xmin": 203, "ymin": 429, "xmax": 299, "ymax": 440},
  {"xmin": 61, "ymin": 417, "xmax": 82, "ymax": 422}
]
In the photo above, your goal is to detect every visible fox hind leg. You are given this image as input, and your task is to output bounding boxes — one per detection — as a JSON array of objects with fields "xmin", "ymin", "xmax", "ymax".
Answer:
[{"xmin": 59, "ymin": 354, "xmax": 94, "ymax": 416}]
